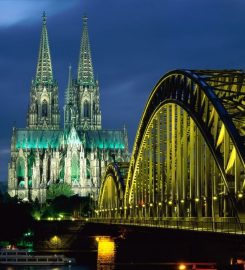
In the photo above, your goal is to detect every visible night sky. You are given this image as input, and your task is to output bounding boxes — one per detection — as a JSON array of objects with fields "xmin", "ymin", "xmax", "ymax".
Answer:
[{"xmin": 0, "ymin": 0, "xmax": 245, "ymax": 182}]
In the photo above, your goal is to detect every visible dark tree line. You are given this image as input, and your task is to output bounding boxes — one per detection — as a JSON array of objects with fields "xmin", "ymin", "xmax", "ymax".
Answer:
[{"xmin": 0, "ymin": 192, "xmax": 34, "ymax": 244}]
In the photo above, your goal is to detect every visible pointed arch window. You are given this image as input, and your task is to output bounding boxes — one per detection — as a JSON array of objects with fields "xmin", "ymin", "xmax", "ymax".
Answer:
[
  {"xmin": 28, "ymin": 153, "xmax": 35, "ymax": 180},
  {"xmin": 16, "ymin": 157, "xmax": 25, "ymax": 184},
  {"xmin": 42, "ymin": 99, "xmax": 48, "ymax": 117},
  {"xmin": 71, "ymin": 154, "xmax": 80, "ymax": 181},
  {"xmin": 84, "ymin": 100, "xmax": 90, "ymax": 118}
]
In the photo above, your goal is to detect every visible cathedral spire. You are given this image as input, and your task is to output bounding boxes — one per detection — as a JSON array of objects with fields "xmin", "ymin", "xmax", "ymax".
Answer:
[
  {"xmin": 64, "ymin": 65, "xmax": 77, "ymax": 130},
  {"xmin": 77, "ymin": 15, "xmax": 95, "ymax": 85},
  {"xmin": 65, "ymin": 65, "xmax": 73, "ymax": 104},
  {"xmin": 36, "ymin": 12, "xmax": 53, "ymax": 84}
]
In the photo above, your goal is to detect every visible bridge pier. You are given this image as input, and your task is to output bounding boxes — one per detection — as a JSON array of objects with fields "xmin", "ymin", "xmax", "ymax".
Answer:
[{"xmin": 87, "ymin": 221, "xmax": 245, "ymax": 265}]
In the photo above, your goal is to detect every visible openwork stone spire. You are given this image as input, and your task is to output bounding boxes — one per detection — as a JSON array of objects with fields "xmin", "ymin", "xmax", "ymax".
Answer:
[
  {"xmin": 77, "ymin": 16, "xmax": 95, "ymax": 85},
  {"xmin": 36, "ymin": 12, "xmax": 53, "ymax": 83},
  {"xmin": 65, "ymin": 65, "xmax": 73, "ymax": 105}
]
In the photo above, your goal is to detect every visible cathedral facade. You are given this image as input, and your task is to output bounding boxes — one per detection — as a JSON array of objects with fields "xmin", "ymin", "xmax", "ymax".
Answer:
[{"xmin": 8, "ymin": 14, "xmax": 129, "ymax": 203}]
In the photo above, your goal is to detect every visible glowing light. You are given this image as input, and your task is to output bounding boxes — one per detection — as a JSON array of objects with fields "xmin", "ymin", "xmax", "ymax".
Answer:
[
  {"xmin": 96, "ymin": 237, "xmax": 100, "ymax": 242},
  {"xmin": 179, "ymin": 264, "xmax": 186, "ymax": 270},
  {"xmin": 150, "ymin": 203, "xmax": 153, "ymax": 207},
  {"xmin": 168, "ymin": 201, "xmax": 172, "ymax": 205},
  {"xmin": 180, "ymin": 199, "xmax": 185, "ymax": 204},
  {"xmin": 50, "ymin": 235, "xmax": 61, "ymax": 248},
  {"xmin": 213, "ymin": 195, "xmax": 218, "ymax": 201},
  {"xmin": 195, "ymin": 198, "xmax": 199, "ymax": 202},
  {"xmin": 142, "ymin": 204, "xmax": 145, "ymax": 208},
  {"xmin": 238, "ymin": 193, "xmax": 243, "ymax": 199},
  {"xmin": 97, "ymin": 237, "xmax": 115, "ymax": 266},
  {"xmin": 158, "ymin": 202, "xmax": 162, "ymax": 206}
]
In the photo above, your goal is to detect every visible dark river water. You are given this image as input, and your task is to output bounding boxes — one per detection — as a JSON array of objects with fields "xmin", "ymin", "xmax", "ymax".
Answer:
[{"xmin": 0, "ymin": 233, "xmax": 241, "ymax": 270}]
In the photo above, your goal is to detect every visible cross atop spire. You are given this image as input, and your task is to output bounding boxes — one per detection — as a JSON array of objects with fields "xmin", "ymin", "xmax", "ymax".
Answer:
[
  {"xmin": 77, "ymin": 15, "xmax": 95, "ymax": 85},
  {"xmin": 42, "ymin": 11, "xmax": 46, "ymax": 24},
  {"xmin": 36, "ymin": 12, "xmax": 53, "ymax": 84}
]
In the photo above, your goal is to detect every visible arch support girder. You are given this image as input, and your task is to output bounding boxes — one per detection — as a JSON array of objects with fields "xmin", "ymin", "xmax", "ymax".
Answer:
[
  {"xmin": 124, "ymin": 70, "xmax": 245, "ymax": 224},
  {"xmin": 98, "ymin": 163, "xmax": 128, "ymax": 218}
]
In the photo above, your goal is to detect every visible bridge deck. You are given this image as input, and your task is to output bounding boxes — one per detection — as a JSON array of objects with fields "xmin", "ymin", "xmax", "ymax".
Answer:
[{"xmin": 89, "ymin": 218, "xmax": 245, "ymax": 235}]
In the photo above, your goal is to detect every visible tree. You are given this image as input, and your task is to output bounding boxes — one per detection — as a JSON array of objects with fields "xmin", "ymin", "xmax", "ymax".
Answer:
[
  {"xmin": 0, "ymin": 200, "xmax": 34, "ymax": 243},
  {"xmin": 46, "ymin": 183, "xmax": 74, "ymax": 201}
]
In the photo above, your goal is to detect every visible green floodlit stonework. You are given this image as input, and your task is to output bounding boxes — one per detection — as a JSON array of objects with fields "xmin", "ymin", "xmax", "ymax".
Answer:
[
  {"xmin": 15, "ymin": 130, "xmax": 125, "ymax": 150},
  {"xmin": 8, "ymin": 14, "xmax": 129, "ymax": 203}
]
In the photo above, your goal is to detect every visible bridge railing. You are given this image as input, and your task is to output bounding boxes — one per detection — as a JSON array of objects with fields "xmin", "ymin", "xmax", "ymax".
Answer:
[{"xmin": 88, "ymin": 217, "xmax": 244, "ymax": 235}]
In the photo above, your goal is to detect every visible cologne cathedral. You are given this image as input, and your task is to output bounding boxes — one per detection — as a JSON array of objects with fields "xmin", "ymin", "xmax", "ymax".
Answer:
[{"xmin": 8, "ymin": 13, "xmax": 129, "ymax": 203}]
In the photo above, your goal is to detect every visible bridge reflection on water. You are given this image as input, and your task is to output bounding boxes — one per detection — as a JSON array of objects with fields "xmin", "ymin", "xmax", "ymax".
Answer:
[
  {"xmin": 95, "ymin": 235, "xmax": 220, "ymax": 270},
  {"xmin": 97, "ymin": 236, "xmax": 115, "ymax": 270}
]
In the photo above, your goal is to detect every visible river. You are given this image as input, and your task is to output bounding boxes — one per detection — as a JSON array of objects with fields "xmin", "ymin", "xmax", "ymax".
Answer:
[{"xmin": 0, "ymin": 232, "xmax": 241, "ymax": 270}]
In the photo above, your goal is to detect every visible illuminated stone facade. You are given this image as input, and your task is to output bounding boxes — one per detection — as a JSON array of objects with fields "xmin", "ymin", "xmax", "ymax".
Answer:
[{"xmin": 8, "ymin": 14, "xmax": 129, "ymax": 203}]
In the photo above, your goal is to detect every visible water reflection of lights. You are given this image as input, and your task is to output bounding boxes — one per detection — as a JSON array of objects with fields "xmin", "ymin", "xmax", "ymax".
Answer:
[
  {"xmin": 179, "ymin": 264, "xmax": 186, "ymax": 270},
  {"xmin": 50, "ymin": 235, "xmax": 62, "ymax": 249},
  {"xmin": 97, "ymin": 236, "xmax": 115, "ymax": 270}
]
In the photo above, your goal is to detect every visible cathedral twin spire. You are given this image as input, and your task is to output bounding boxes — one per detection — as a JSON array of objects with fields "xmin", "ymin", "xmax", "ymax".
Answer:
[
  {"xmin": 77, "ymin": 16, "xmax": 95, "ymax": 85},
  {"xmin": 64, "ymin": 15, "xmax": 102, "ymax": 131},
  {"xmin": 27, "ymin": 12, "xmax": 59, "ymax": 130},
  {"xmin": 36, "ymin": 12, "xmax": 53, "ymax": 84},
  {"xmin": 29, "ymin": 12, "xmax": 101, "ymax": 131}
]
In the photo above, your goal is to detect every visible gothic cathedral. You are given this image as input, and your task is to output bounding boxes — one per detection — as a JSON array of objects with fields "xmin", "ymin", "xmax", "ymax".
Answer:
[{"xmin": 8, "ymin": 13, "xmax": 129, "ymax": 203}]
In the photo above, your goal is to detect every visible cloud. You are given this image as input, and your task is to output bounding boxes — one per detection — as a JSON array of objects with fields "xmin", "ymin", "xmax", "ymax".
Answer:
[{"xmin": 0, "ymin": 0, "xmax": 79, "ymax": 27}]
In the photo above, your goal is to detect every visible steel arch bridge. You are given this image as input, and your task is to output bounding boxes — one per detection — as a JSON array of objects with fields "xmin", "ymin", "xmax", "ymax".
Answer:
[
  {"xmin": 97, "ymin": 70, "xmax": 245, "ymax": 232},
  {"xmin": 98, "ymin": 162, "xmax": 129, "ymax": 217}
]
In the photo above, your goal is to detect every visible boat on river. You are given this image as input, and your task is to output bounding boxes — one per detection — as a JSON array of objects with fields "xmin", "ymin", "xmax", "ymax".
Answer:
[{"xmin": 0, "ymin": 248, "xmax": 76, "ymax": 266}]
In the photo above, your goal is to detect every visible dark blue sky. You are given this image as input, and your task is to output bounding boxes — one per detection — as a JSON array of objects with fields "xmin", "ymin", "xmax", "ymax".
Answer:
[{"xmin": 0, "ymin": 0, "xmax": 245, "ymax": 182}]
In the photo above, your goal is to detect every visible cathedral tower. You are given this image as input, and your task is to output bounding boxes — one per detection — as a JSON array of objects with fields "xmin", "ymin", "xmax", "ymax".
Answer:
[
  {"xmin": 27, "ymin": 12, "xmax": 60, "ymax": 130},
  {"xmin": 64, "ymin": 16, "xmax": 102, "ymax": 131},
  {"xmin": 64, "ymin": 66, "xmax": 78, "ymax": 130}
]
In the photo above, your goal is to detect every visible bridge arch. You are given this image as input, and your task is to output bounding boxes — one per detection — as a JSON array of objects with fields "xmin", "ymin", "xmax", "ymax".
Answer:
[
  {"xmin": 123, "ymin": 70, "xmax": 245, "ymax": 222},
  {"xmin": 98, "ymin": 163, "xmax": 127, "ymax": 217}
]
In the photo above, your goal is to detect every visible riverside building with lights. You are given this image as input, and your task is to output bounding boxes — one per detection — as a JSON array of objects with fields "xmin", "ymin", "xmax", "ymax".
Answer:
[{"xmin": 8, "ymin": 13, "xmax": 129, "ymax": 203}]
